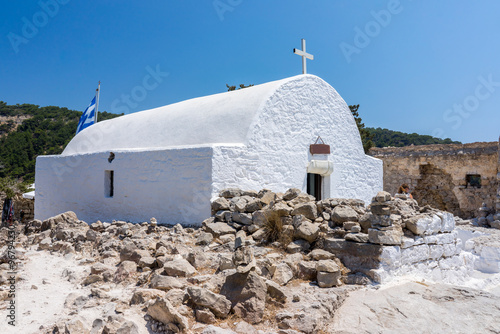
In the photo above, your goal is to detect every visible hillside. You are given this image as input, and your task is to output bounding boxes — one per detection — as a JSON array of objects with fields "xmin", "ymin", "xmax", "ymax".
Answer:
[
  {"xmin": 348, "ymin": 105, "xmax": 461, "ymax": 152},
  {"xmin": 0, "ymin": 100, "xmax": 461, "ymax": 185},
  {"xmin": 367, "ymin": 127, "xmax": 461, "ymax": 148},
  {"xmin": 0, "ymin": 101, "xmax": 122, "ymax": 183}
]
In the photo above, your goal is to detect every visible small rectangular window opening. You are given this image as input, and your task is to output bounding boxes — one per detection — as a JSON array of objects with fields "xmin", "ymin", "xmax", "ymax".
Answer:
[
  {"xmin": 105, "ymin": 170, "xmax": 114, "ymax": 197},
  {"xmin": 466, "ymin": 174, "xmax": 481, "ymax": 188}
]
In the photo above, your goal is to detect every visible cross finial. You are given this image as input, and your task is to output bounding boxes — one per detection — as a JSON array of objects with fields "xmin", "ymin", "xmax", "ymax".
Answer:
[{"xmin": 293, "ymin": 39, "xmax": 314, "ymax": 74}]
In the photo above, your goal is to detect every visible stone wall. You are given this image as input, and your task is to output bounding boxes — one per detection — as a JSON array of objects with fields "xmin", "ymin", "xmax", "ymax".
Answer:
[
  {"xmin": 12, "ymin": 194, "xmax": 34, "ymax": 223},
  {"xmin": 369, "ymin": 140, "xmax": 500, "ymax": 218},
  {"xmin": 206, "ymin": 187, "xmax": 480, "ymax": 284}
]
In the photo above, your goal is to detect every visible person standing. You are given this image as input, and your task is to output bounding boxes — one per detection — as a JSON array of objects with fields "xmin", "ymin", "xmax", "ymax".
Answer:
[{"xmin": 397, "ymin": 183, "xmax": 413, "ymax": 199}]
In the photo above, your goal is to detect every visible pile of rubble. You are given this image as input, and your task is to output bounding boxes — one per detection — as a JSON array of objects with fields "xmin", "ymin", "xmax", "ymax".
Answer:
[
  {"xmin": 473, "ymin": 203, "xmax": 500, "ymax": 229},
  {"xmin": 1, "ymin": 209, "xmax": 351, "ymax": 333},
  {"xmin": 0, "ymin": 188, "xmax": 496, "ymax": 333},
  {"xmin": 209, "ymin": 188, "xmax": 470, "ymax": 283}
]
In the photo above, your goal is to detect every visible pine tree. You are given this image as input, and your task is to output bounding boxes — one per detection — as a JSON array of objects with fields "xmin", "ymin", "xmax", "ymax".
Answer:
[{"xmin": 349, "ymin": 104, "xmax": 374, "ymax": 153}]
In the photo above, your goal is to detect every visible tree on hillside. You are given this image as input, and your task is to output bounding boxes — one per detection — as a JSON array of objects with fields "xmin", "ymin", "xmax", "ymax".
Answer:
[
  {"xmin": 0, "ymin": 102, "xmax": 123, "ymax": 182},
  {"xmin": 349, "ymin": 104, "xmax": 374, "ymax": 153},
  {"xmin": 226, "ymin": 84, "xmax": 254, "ymax": 91},
  {"xmin": 367, "ymin": 127, "xmax": 460, "ymax": 147}
]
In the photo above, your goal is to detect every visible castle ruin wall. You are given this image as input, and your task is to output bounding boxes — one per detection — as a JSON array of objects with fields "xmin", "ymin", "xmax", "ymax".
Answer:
[{"xmin": 369, "ymin": 140, "xmax": 500, "ymax": 218}]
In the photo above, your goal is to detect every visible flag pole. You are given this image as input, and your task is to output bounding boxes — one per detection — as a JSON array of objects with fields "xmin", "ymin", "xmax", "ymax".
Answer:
[{"xmin": 95, "ymin": 81, "xmax": 101, "ymax": 123}]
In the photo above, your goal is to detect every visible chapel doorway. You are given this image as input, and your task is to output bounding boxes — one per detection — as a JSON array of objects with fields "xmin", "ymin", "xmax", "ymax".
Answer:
[{"xmin": 307, "ymin": 173, "xmax": 322, "ymax": 200}]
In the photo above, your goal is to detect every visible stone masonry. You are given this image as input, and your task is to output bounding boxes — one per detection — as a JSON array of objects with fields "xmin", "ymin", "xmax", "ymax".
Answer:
[
  {"xmin": 369, "ymin": 140, "xmax": 500, "ymax": 219},
  {"xmin": 12, "ymin": 194, "xmax": 35, "ymax": 223}
]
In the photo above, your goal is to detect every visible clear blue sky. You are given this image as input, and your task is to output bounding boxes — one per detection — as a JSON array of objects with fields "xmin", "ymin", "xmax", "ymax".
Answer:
[{"xmin": 1, "ymin": 0, "xmax": 499, "ymax": 144}]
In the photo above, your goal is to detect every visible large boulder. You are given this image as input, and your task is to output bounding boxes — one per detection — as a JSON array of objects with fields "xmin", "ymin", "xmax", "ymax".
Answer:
[
  {"xmin": 205, "ymin": 222, "xmax": 237, "ymax": 237},
  {"xmin": 286, "ymin": 239, "xmax": 311, "ymax": 254},
  {"xmin": 345, "ymin": 233, "xmax": 369, "ymax": 243},
  {"xmin": 252, "ymin": 211, "xmax": 268, "ymax": 227},
  {"xmin": 212, "ymin": 198, "xmax": 230, "ymax": 212},
  {"xmin": 232, "ymin": 212, "xmax": 253, "ymax": 225},
  {"xmin": 147, "ymin": 298, "xmax": 188, "ymax": 331},
  {"xmin": 220, "ymin": 272, "xmax": 267, "ymax": 324},
  {"xmin": 374, "ymin": 191, "xmax": 391, "ymax": 203},
  {"xmin": 65, "ymin": 318, "xmax": 89, "ymax": 334},
  {"xmin": 271, "ymin": 263, "xmax": 294, "ymax": 286},
  {"xmin": 119, "ymin": 241, "xmax": 139, "ymax": 263},
  {"xmin": 288, "ymin": 193, "xmax": 316, "ymax": 206},
  {"xmin": 234, "ymin": 246, "xmax": 256, "ymax": 273},
  {"xmin": 292, "ymin": 202, "xmax": 318, "ymax": 220},
  {"xmin": 265, "ymin": 280, "xmax": 287, "ymax": 303},
  {"xmin": 316, "ymin": 260, "xmax": 342, "ymax": 288},
  {"xmin": 196, "ymin": 232, "xmax": 214, "ymax": 245},
  {"xmin": 309, "ymin": 249, "xmax": 336, "ymax": 261},
  {"xmin": 283, "ymin": 188, "xmax": 301, "ymax": 201},
  {"xmin": 258, "ymin": 189, "xmax": 276, "ymax": 205},
  {"xmin": 187, "ymin": 287, "xmax": 231, "ymax": 318},
  {"xmin": 150, "ymin": 274, "xmax": 185, "ymax": 291},
  {"xmin": 371, "ymin": 203, "xmax": 391, "ymax": 216},
  {"xmin": 163, "ymin": 258, "xmax": 197, "ymax": 277},
  {"xmin": 114, "ymin": 261, "xmax": 137, "ymax": 283},
  {"xmin": 232, "ymin": 196, "xmax": 252, "ymax": 212},
  {"xmin": 297, "ymin": 261, "xmax": 317, "ymax": 280},
  {"xmin": 130, "ymin": 289, "xmax": 166, "ymax": 305},
  {"xmin": 245, "ymin": 199, "xmax": 263, "ymax": 213},
  {"xmin": 331, "ymin": 206, "xmax": 359, "ymax": 224},
  {"xmin": 195, "ymin": 308, "xmax": 217, "ymax": 324},
  {"xmin": 219, "ymin": 188, "xmax": 241, "ymax": 198},
  {"xmin": 368, "ymin": 227, "xmax": 402, "ymax": 245},
  {"xmin": 294, "ymin": 221, "xmax": 320, "ymax": 243},
  {"xmin": 271, "ymin": 202, "xmax": 293, "ymax": 217},
  {"xmin": 405, "ymin": 215, "xmax": 437, "ymax": 236}
]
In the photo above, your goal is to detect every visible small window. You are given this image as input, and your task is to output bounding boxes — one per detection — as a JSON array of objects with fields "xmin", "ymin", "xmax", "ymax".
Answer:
[
  {"xmin": 466, "ymin": 174, "xmax": 481, "ymax": 188},
  {"xmin": 105, "ymin": 170, "xmax": 114, "ymax": 197},
  {"xmin": 307, "ymin": 173, "xmax": 322, "ymax": 200}
]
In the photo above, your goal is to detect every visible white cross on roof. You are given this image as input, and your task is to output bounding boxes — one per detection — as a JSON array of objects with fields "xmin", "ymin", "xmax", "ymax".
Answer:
[{"xmin": 293, "ymin": 39, "xmax": 314, "ymax": 74}]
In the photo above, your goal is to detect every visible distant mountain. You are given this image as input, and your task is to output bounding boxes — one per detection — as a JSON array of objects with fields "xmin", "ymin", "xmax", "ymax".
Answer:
[
  {"xmin": 0, "ymin": 101, "xmax": 122, "ymax": 183},
  {"xmin": 367, "ymin": 127, "xmax": 461, "ymax": 148}
]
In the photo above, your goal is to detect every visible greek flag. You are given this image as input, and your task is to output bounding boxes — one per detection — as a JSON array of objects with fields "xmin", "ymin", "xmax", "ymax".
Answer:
[{"xmin": 76, "ymin": 96, "xmax": 97, "ymax": 134}]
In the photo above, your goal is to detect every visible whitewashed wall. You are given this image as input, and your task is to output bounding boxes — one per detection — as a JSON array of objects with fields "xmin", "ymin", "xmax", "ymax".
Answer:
[
  {"xmin": 36, "ymin": 75, "xmax": 382, "ymax": 226},
  {"xmin": 212, "ymin": 75, "xmax": 383, "ymax": 205},
  {"xmin": 35, "ymin": 147, "xmax": 213, "ymax": 225}
]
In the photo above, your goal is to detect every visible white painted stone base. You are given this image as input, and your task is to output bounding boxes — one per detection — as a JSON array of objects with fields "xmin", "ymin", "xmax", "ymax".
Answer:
[
  {"xmin": 370, "ymin": 231, "xmax": 475, "ymax": 284},
  {"xmin": 372, "ymin": 252, "xmax": 475, "ymax": 285},
  {"xmin": 457, "ymin": 227, "xmax": 500, "ymax": 274}
]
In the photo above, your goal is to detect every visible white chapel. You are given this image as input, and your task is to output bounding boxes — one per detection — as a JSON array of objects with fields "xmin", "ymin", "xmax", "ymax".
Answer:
[{"xmin": 35, "ymin": 74, "xmax": 383, "ymax": 225}]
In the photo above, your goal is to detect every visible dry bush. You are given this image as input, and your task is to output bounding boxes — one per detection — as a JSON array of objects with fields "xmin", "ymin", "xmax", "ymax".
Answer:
[{"xmin": 262, "ymin": 210, "xmax": 283, "ymax": 243}]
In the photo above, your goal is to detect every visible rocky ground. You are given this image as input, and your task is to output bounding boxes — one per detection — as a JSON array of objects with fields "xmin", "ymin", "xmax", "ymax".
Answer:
[
  {"xmin": 328, "ymin": 280, "xmax": 500, "ymax": 333},
  {"xmin": 1, "ymin": 188, "xmax": 499, "ymax": 333}
]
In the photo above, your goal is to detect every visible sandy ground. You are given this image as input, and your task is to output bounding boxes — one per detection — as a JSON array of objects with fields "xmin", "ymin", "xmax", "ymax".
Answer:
[
  {"xmin": 1, "ymin": 249, "xmax": 150, "ymax": 334},
  {"xmin": 2, "ymin": 248, "xmax": 500, "ymax": 334},
  {"xmin": 2, "ymin": 250, "xmax": 90, "ymax": 333}
]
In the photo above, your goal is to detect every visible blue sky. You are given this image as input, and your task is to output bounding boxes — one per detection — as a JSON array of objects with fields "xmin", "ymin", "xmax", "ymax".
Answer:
[{"xmin": 1, "ymin": 0, "xmax": 499, "ymax": 144}]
